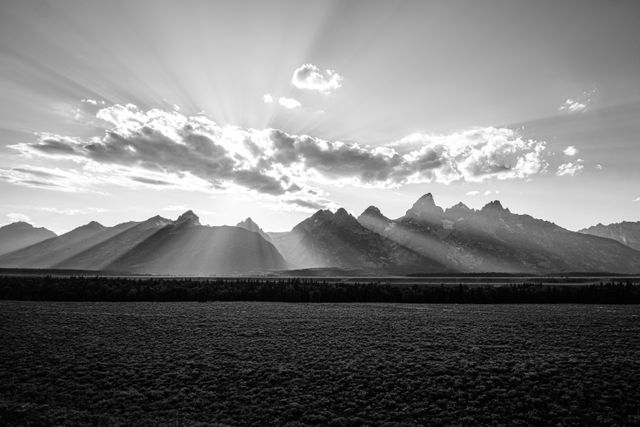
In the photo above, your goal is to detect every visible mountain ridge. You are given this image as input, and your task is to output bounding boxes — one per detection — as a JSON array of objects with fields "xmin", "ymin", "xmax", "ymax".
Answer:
[
  {"xmin": 0, "ymin": 222, "xmax": 57, "ymax": 256},
  {"xmin": 2, "ymin": 198, "xmax": 639, "ymax": 275}
]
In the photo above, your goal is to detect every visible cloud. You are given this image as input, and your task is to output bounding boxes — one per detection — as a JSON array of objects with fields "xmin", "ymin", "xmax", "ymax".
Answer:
[
  {"xmin": 81, "ymin": 98, "xmax": 105, "ymax": 106},
  {"xmin": 130, "ymin": 176, "xmax": 172, "ymax": 186},
  {"xmin": 0, "ymin": 166, "xmax": 90, "ymax": 192},
  {"xmin": 291, "ymin": 64, "xmax": 343, "ymax": 94},
  {"xmin": 9, "ymin": 104, "xmax": 551, "ymax": 209},
  {"xmin": 634, "ymin": 197, "xmax": 640, "ymax": 202},
  {"xmin": 595, "ymin": 164, "xmax": 603, "ymax": 170},
  {"xmin": 563, "ymin": 145, "xmax": 578, "ymax": 156},
  {"xmin": 264, "ymin": 94, "xmax": 302, "ymax": 109},
  {"xmin": 559, "ymin": 90, "xmax": 595, "ymax": 113},
  {"xmin": 559, "ymin": 99, "xmax": 586, "ymax": 113},
  {"xmin": 465, "ymin": 190, "xmax": 480, "ymax": 196},
  {"xmin": 278, "ymin": 97, "xmax": 301, "ymax": 109},
  {"xmin": 557, "ymin": 160, "xmax": 585, "ymax": 177},
  {"xmin": 288, "ymin": 198, "xmax": 326, "ymax": 210},
  {"xmin": 7, "ymin": 212, "xmax": 31, "ymax": 223},
  {"xmin": 393, "ymin": 128, "xmax": 547, "ymax": 183}
]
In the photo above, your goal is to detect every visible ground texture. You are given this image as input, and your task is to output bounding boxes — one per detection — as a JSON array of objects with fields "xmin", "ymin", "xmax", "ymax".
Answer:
[{"xmin": 1, "ymin": 302, "xmax": 639, "ymax": 425}]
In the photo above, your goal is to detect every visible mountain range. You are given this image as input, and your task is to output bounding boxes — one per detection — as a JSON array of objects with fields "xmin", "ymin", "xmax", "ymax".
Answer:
[
  {"xmin": 580, "ymin": 222, "xmax": 640, "ymax": 252},
  {"xmin": 0, "ymin": 211, "xmax": 286, "ymax": 275},
  {"xmin": 1, "ymin": 194, "xmax": 640, "ymax": 275}
]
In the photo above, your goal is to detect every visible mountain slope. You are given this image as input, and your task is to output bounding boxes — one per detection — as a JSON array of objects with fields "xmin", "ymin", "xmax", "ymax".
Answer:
[
  {"xmin": 0, "ymin": 222, "xmax": 56, "ymax": 256},
  {"xmin": 105, "ymin": 211, "xmax": 287, "ymax": 275},
  {"xmin": 53, "ymin": 216, "xmax": 173, "ymax": 270},
  {"xmin": 0, "ymin": 221, "xmax": 137, "ymax": 268},
  {"xmin": 358, "ymin": 194, "xmax": 640, "ymax": 274},
  {"xmin": 579, "ymin": 221, "xmax": 640, "ymax": 251},
  {"xmin": 269, "ymin": 208, "xmax": 447, "ymax": 273}
]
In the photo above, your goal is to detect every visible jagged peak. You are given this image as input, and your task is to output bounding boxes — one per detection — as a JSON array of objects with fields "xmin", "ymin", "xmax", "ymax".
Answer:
[
  {"xmin": 175, "ymin": 210, "xmax": 201, "ymax": 226},
  {"xmin": 451, "ymin": 202, "xmax": 470, "ymax": 210},
  {"xmin": 405, "ymin": 192, "xmax": 444, "ymax": 220},
  {"xmin": 144, "ymin": 215, "xmax": 171, "ymax": 226},
  {"xmin": 361, "ymin": 205, "xmax": 383, "ymax": 217},
  {"xmin": 333, "ymin": 208, "xmax": 358, "ymax": 224},
  {"xmin": 236, "ymin": 217, "xmax": 263, "ymax": 232},
  {"xmin": 309, "ymin": 209, "xmax": 333, "ymax": 220},
  {"xmin": 238, "ymin": 216, "xmax": 257, "ymax": 225},
  {"xmin": 481, "ymin": 200, "xmax": 510, "ymax": 214},
  {"xmin": 335, "ymin": 207, "xmax": 350, "ymax": 217},
  {"xmin": 445, "ymin": 202, "xmax": 472, "ymax": 216}
]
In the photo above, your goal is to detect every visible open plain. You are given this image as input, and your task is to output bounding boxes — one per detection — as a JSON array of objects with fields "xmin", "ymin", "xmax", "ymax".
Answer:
[{"xmin": 1, "ymin": 301, "xmax": 639, "ymax": 425}]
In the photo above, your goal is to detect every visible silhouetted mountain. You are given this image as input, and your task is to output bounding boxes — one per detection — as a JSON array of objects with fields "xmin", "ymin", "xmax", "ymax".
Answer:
[
  {"xmin": 236, "ymin": 217, "xmax": 272, "ymax": 242},
  {"xmin": 175, "ymin": 210, "xmax": 200, "ymax": 226},
  {"xmin": 358, "ymin": 194, "xmax": 640, "ymax": 274},
  {"xmin": 54, "ymin": 215, "xmax": 173, "ymax": 270},
  {"xmin": 0, "ymin": 221, "xmax": 137, "ymax": 268},
  {"xmin": 404, "ymin": 193, "xmax": 444, "ymax": 223},
  {"xmin": 106, "ymin": 211, "xmax": 286, "ymax": 275},
  {"xmin": 0, "ymin": 222, "xmax": 56, "ymax": 256},
  {"xmin": 580, "ymin": 221, "xmax": 640, "ymax": 251},
  {"xmin": 269, "ymin": 208, "xmax": 447, "ymax": 273},
  {"xmin": 4, "ymin": 200, "xmax": 639, "ymax": 275}
]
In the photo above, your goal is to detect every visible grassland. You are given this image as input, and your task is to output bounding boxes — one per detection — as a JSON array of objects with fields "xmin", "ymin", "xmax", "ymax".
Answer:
[{"xmin": 1, "ymin": 301, "xmax": 639, "ymax": 425}]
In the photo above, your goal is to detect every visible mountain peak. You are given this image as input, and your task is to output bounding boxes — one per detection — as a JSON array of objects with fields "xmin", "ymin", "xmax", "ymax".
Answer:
[
  {"xmin": 333, "ymin": 208, "xmax": 359, "ymax": 226},
  {"xmin": 335, "ymin": 207, "xmax": 350, "ymax": 217},
  {"xmin": 445, "ymin": 202, "xmax": 472, "ymax": 217},
  {"xmin": 236, "ymin": 217, "xmax": 272, "ymax": 242},
  {"xmin": 237, "ymin": 217, "xmax": 259, "ymax": 230},
  {"xmin": 452, "ymin": 202, "xmax": 470, "ymax": 210},
  {"xmin": 143, "ymin": 215, "xmax": 172, "ymax": 228},
  {"xmin": 481, "ymin": 200, "xmax": 509, "ymax": 214},
  {"xmin": 405, "ymin": 192, "xmax": 444, "ymax": 221},
  {"xmin": 175, "ymin": 210, "xmax": 201, "ymax": 226},
  {"xmin": 81, "ymin": 221, "xmax": 104, "ymax": 230},
  {"xmin": 361, "ymin": 205, "xmax": 384, "ymax": 217}
]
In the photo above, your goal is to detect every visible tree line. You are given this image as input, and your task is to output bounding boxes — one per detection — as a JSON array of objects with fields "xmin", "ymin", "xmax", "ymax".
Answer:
[{"xmin": 1, "ymin": 276, "xmax": 639, "ymax": 303}]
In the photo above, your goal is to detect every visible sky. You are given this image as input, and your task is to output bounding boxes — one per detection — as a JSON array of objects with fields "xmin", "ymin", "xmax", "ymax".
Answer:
[{"xmin": 1, "ymin": 0, "xmax": 640, "ymax": 234}]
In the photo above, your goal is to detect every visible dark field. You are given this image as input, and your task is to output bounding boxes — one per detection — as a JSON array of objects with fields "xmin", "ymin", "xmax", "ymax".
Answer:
[{"xmin": 1, "ymin": 302, "xmax": 639, "ymax": 425}]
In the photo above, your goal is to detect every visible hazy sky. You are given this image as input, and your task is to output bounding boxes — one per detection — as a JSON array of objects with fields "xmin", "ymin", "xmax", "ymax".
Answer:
[{"xmin": 1, "ymin": 0, "xmax": 640, "ymax": 233}]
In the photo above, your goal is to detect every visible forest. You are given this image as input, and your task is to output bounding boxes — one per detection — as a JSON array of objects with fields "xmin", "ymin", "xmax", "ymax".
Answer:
[{"xmin": 1, "ymin": 275, "xmax": 639, "ymax": 303}]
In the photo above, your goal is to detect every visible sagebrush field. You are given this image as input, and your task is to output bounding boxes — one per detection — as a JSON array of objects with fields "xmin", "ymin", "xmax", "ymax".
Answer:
[{"xmin": 1, "ymin": 301, "xmax": 639, "ymax": 425}]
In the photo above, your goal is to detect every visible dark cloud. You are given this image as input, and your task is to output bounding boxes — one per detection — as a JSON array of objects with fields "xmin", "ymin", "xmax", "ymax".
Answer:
[
  {"xmin": 129, "ymin": 176, "xmax": 172, "ymax": 186},
  {"xmin": 30, "ymin": 138, "xmax": 79, "ymax": 155},
  {"xmin": 290, "ymin": 198, "xmax": 326, "ymax": 210},
  {"xmin": 20, "ymin": 179, "xmax": 62, "ymax": 187},
  {"xmin": 12, "ymin": 168, "xmax": 62, "ymax": 178}
]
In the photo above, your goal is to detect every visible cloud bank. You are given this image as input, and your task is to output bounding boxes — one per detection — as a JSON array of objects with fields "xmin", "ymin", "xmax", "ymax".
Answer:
[
  {"xmin": 291, "ymin": 64, "xmax": 343, "ymax": 94},
  {"xmin": 8, "ymin": 103, "xmax": 550, "ymax": 209}
]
